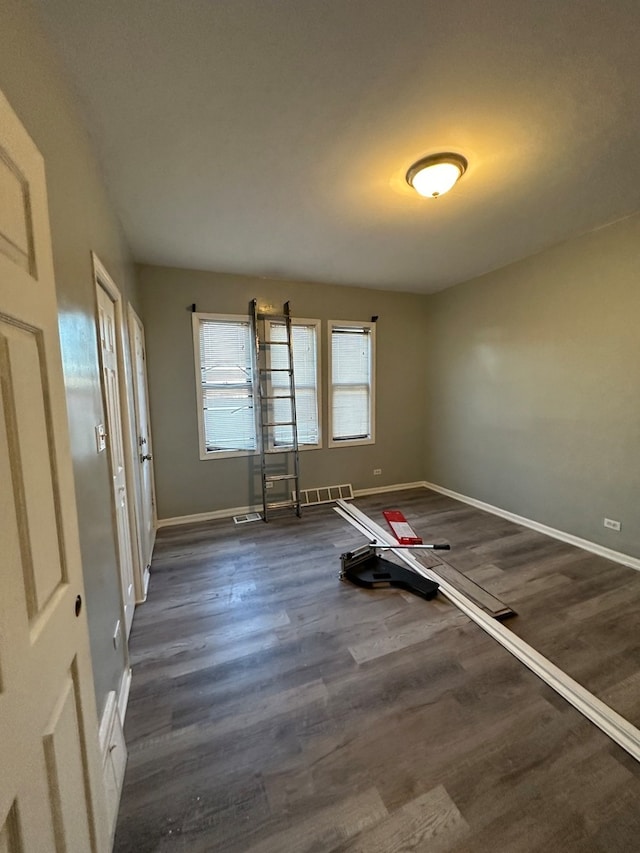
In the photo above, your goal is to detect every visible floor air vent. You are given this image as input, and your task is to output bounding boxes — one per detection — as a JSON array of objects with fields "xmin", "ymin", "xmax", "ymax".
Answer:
[
  {"xmin": 233, "ymin": 512, "xmax": 262, "ymax": 524},
  {"xmin": 294, "ymin": 483, "xmax": 354, "ymax": 506}
]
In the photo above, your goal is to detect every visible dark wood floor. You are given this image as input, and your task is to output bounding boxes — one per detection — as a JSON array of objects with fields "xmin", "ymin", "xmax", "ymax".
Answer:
[{"xmin": 114, "ymin": 488, "xmax": 640, "ymax": 852}]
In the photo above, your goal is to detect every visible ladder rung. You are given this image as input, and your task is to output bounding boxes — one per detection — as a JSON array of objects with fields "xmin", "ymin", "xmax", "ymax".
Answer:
[
  {"xmin": 259, "ymin": 368, "xmax": 291, "ymax": 373},
  {"xmin": 266, "ymin": 500, "xmax": 298, "ymax": 509},
  {"xmin": 261, "ymin": 340, "xmax": 289, "ymax": 345},
  {"xmin": 265, "ymin": 474, "xmax": 297, "ymax": 482},
  {"xmin": 265, "ymin": 446, "xmax": 296, "ymax": 453},
  {"xmin": 263, "ymin": 421, "xmax": 294, "ymax": 427},
  {"xmin": 260, "ymin": 395, "xmax": 293, "ymax": 401}
]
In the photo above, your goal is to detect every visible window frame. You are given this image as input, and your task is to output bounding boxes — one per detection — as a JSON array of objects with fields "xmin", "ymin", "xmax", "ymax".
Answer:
[
  {"xmin": 192, "ymin": 311, "xmax": 322, "ymax": 460},
  {"xmin": 327, "ymin": 319, "xmax": 376, "ymax": 448},
  {"xmin": 192, "ymin": 311, "xmax": 258, "ymax": 460},
  {"xmin": 266, "ymin": 317, "xmax": 322, "ymax": 451}
]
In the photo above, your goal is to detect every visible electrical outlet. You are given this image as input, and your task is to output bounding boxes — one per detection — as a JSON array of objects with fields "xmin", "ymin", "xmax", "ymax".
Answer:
[
  {"xmin": 604, "ymin": 518, "xmax": 621, "ymax": 531},
  {"xmin": 265, "ymin": 481, "xmax": 274, "ymax": 489},
  {"xmin": 373, "ymin": 468, "xmax": 382, "ymax": 476}
]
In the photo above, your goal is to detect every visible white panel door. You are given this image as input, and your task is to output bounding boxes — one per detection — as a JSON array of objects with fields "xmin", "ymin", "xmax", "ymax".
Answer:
[
  {"xmin": 0, "ymin": 91, "xmax": 108, "ymax": 850},
  {"xmin": 96, "ymin": 285, "xmax": 136, "ymax": 637},
  {"xmin": 129, "ymin": 307, "xmax": 155, "ymax": 583}
]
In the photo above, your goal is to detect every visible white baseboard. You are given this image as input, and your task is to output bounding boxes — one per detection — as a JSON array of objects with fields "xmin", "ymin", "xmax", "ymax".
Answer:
[
  {"xmin": 354, "ymin": 481, "xmax": 426, "ymax": 497},
  {"xmin": 157, "ymin": 482, "xmax": 428, "ymax": 528},
  {"xmin": 157, "ymin": 503, "xmax": 262, "ymax": 528},
  {"xmin": 118, "ymin": 666, "xmax": 132, "ymax": 725},
  {"xmin": 141, "ymin": 565, "xmax": 150, "ymax": 600},
  {"xmin": 135, "ymin": 569, "xmax": 150, "ymax": 605},
  {"xmin": 135, "ymin": 530, "xmax": 156, "ymax": 602},
  {"xmin": 423, "ymin": 480, "xmax": 640, "ymax": 572}
]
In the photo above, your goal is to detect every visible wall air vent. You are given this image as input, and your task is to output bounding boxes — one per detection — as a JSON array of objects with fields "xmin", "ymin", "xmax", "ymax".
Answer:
[{"xmin": 293, "ymin": 484, "xmax": 354, "ymax": 507}]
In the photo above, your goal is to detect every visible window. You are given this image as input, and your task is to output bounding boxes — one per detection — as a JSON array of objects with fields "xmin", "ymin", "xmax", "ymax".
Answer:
[
  {"xmin": 267, "ymin": 319, "xmax": 321, "ymax": 448},
  {"xmin": 193, "ymin": 312, "xmax": 321, "ymax": 459},
  {"xmin": 193, "ymin": 313, "xmax": 256, "ymax": 458},
  {"xmin": 328, "ymin": 320, "xmax": 375, "ymax": 446}
]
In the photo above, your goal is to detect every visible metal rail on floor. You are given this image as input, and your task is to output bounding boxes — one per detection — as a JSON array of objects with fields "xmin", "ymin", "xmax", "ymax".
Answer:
[{"xmin": 335, "ymin": 499, "xmax": 640, "ymax": 763}]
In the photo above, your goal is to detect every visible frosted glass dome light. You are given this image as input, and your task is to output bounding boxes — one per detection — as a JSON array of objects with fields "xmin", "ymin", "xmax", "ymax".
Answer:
[{"xmin": 406, "ymin": 153, "xmax": 468, "ymax": 198}]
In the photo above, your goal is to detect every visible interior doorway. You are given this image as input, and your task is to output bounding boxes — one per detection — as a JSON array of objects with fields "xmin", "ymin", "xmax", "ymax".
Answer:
[
  {"xmin": 93, "ymin": 257, "xmax": 137, "ymax": 638},
  {"xmin": 128, "ymin": 304, "xmax": 156, "ymax": 598}
]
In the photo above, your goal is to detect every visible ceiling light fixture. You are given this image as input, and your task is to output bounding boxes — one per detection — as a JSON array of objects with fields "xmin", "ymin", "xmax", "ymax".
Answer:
[{"xmin": 406, "ymin": 152, "xmax": 468, "ymax": 198}]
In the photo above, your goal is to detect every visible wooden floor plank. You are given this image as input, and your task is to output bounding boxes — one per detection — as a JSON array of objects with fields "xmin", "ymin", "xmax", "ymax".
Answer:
[
  {"xmin": 348, "ymin": 609, "xmax": 467, "ymax": 664},
  {"xmin": 421, "ymin": 556, "xmax": 516, "ymax": 618},
  {"xmin": 242, "ymin": 788, "xmax": 389, "ymax": 853},
  {"xmin": 335, "ymin": 785, "xmax": 470, "ymax": 853}
]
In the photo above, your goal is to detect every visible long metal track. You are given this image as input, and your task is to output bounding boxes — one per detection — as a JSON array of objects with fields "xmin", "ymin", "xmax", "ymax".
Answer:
[
  {"xmin": 335, "ymin": 499, "xmax": 640, "ymax": 763},
  {"xmin": 250, "ymin": 299, "xmax": 301, "ymax": 521}
]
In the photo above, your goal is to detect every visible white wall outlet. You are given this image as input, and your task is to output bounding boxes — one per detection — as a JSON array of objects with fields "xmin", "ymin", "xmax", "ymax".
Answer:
[
  {"xmin": 265, "ymin": 481, "xmax": 274, "ymax": 489},
  {"xmin": 604, "ymin": 518, "xmax": 621, "ymax": 531},
  {"xmin": 373, "ymin": 468, "xmax": 382, "ymax": 476}
]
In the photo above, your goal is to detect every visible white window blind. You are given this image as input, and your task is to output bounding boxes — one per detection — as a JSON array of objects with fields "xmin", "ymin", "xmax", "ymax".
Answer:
[
  {"xmin": 198, "ymin": 317, "xmax": 256, "ymax": 452},
  {"xmin": 330, "ymin": 324, "xmax": 374, "ymax": 443},
  {"xmin": 268, "ymin": 322, "xmax": 319, "ymax": 446}
]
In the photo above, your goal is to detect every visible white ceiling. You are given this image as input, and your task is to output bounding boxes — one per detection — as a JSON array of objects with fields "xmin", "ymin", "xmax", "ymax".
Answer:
[{"xmin": 33, "ymin": 0, "xmax": 640, "ymax": 293}]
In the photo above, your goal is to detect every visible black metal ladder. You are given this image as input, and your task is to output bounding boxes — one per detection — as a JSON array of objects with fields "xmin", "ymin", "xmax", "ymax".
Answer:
[{"xmin": 250, "ymin": 299, "xmax": 302, "ymax": 521}]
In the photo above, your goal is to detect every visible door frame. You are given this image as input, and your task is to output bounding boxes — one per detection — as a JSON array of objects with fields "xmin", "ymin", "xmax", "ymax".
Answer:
[
  {"xmin": 127, "ymin": 302, "xmax": 156, "ymax": 599},
  {"xmin": 91, "ymin": 253, "xmax": 145, "ymax": 605}
]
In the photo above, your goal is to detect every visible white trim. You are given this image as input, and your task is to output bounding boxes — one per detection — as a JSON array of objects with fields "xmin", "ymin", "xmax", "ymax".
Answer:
[
  {"xmin": 335, "ymin": 500, "xmax": 640, "ymax": 763},
  {"xmin": 157, "ymin": 503, "xmax": 263, "ymax": 528},
  {"xmin": 423, "ymin": 480, "xmax": 640, "ymax": 572},
  {"xmin": 328, "ymin": 319, "xmax": 376, "ymax": 448},
  {"xmin": 118, "ymin": 666, "xmax": 132, "ymax": 725},
  {"xmin": 354, "ymin": 481, "xmax": 426, "ymax": 497}
]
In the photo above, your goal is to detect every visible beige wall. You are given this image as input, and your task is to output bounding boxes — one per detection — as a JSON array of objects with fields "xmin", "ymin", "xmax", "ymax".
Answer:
[
  {"xmin": 424, "ymin": 213, "xmax": 640, "ymax": 557},
  {"xmin": 137, "ymin": 265, "xmax": 428, "ymax": 519},
  {"xmin": 1, "ymin": 0, "xmax": 139, "ymax": 716}
]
